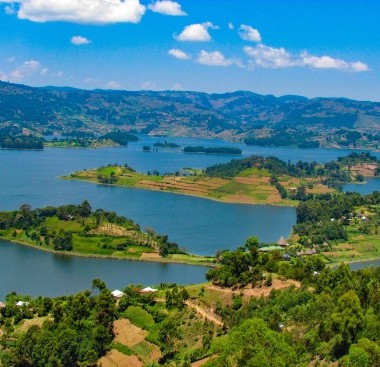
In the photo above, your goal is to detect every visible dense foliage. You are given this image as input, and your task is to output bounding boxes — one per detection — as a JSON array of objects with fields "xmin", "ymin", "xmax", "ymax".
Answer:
[
  {"xmin": 0, "ymin": 135, "xmax": 44, "ymax": 150},
  {"xmin": 0, "ymin": 281, "xmax": 116, "ymax": 367},
  {"xmin": 0, "ymin": 201, "xmax": 183, "ymax": 257},
  {"xmin": 183, "ymin": 146, "xmax": 242, "ymax": 155}
]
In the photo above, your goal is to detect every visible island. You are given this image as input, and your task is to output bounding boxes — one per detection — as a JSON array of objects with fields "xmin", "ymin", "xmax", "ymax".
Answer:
[
  {"xmin": 183, "ymin": 146, "xmax": 242, "ymax": 155},
  {"xmin": 0, "ymin": 130, "xmax": 139, "ymax": 150},
  {"xmin": 64, "ymin": 152, "xmax": 380, "ymax": 207},
  {"xmin": 153, "ymin": 141, "xmax": 181, "ymax": 148},
  {"xmin": 0, "ymin": 202, "xmax": 211, "ymax": 266}
]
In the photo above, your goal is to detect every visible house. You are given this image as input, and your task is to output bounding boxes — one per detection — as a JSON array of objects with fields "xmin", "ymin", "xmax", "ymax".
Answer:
[
  {"xmin": 283, "ymin": 254, "xmax": 291, "ymax": 261},
  {"xmin": 111, "ymin": 290, "xmax": 124, "ymax": 299},
  {"xmin": 16, "ymin": 301, "xmax": 29, "ymax": 307},
  {"xmin": 277, "ymin": 236, "xmax": 290, "ymax": 247},
  {"xmin": 296, "ymin": 249, "xmax": 317, "ymax": 257},
  {"xmin": 141, "ymin": 287, "xmax": 158, "ymax": 293}
]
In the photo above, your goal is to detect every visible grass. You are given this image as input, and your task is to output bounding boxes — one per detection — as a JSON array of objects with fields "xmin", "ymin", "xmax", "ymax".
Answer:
[
  {"xmin": 64, "ymin": 165, "xmax": 312, "ymax": 207},
  {"xmin": 124, "ymin": 306, "xmax": 155, "ymax": 331},
  {"xmin": 112, "ymin": 343, "xmax": 134, "ymax": 356}
]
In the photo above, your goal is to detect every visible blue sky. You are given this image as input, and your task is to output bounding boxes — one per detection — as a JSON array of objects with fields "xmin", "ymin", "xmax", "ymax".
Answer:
[{"xmin": 0, "ymin": 0, "xmax": 379, "ymax": 101}]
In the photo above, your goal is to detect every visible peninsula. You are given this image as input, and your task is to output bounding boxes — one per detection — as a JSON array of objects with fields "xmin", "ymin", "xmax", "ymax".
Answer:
[
  {"xmin": 64, "ymin": 152, "xmax": 380, "ymax": 207},
  {"xmin": 0, "ymin": 202, "xmax": 211, "ymax": 266}
]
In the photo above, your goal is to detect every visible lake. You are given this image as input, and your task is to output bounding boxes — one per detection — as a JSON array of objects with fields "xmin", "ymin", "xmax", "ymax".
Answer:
[
  {"xmin": 0, "ymin": 136, "xmax": 379, "ymax": 298},
  {"xmin": 0, "ymin": 240, "xmax": 208, "ymax": 300}
]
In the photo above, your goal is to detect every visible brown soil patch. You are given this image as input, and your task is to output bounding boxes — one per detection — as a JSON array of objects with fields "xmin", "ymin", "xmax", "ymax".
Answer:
[
  {"xmin": 351, "ymin": 163, "xmax": 378, "ymax": 177},
  {"xmin": 140, "ymin": 252, "xmax": 161, "ymax": 260},
  {"xmin": 323, "ymin": 250, "xmax": 360, "ymax": 258},
  {"xmin": 114, "ymin": 319, "xmax": 147, "ymax": 348},
  {"xmin": 90, "ymin": 224, "xmax": 129, "ymax": 237},
  {"xmin": 98, "ymin": 349, "xmax": 142, "ymax": 367},
  {"xmin": 234, "ymin": 176, "xmax": 269, "ymax": 184},
  {"xmin": 208, "ymin": 278, "xmax": 300, "ymax": 299},
  {"xmin": 185, "ymin": 300, "xmax": 224, "ymax": 327},
  {"xmin": 191, "ymin": 356, "xmax": 217, "ymax": 367}
]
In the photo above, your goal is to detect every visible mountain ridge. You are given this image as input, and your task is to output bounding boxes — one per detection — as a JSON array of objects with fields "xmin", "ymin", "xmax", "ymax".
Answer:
[{"xmin": 0, "ymin": 80, "xmax": 379, "ymax": 144}]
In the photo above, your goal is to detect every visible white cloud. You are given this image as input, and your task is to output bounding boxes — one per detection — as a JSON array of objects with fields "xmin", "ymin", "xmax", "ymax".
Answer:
[
  {"xmin": 244, "ymin": 44, "xmax": 295, "ymax": 68},
  {"xmin": 6, "ymin": 56, "xmax": 15, "ymax": 63},
  {"xmin": 239, "ymin": 24, "xmax": 261, "ymax": 43},
  {"xmin": 4, "ymin": 4, "xmax": 15, "ymax": 14},
  {"xmin": 244, "ymin": 45, "xmax": 369, "ymax": 72},
  {"xmin": 106, "ymin": 80, "xmax": 122, "ymax": 89},
  {"xmin": 83, "ymin": 77, "xmax": 101, "ymax": 84},
  {"xmin": 10, "ymin": 59, "xmax": 41, "ymax": 81},
  {"xmin": 1, "ymin": 0, "xmax": 146, "ymax": 24},
  {"xmin": 300, "ymin": 52, "xmax": 369, "ymax": 72},
  {"xmin": 228, "ymin": 22, "xmax": 234, "ymax": 30},
  {"xmin": 0, "ymin": 71, "xmax": 7, "ymax": 80},
  {"xmin": 175, "ymin": 22, "xmax": 218, "ymax": 42},
  {"xmin": 172, "ymin": 82, "xmax": 183, "ymax": 90},
  {"xmin": 148, "ymin": 1, "xmax": 186, "ymax": 16},
  {"xmin": 40, "ymin": 68, "xmax": 49, "ymax": 76},
  {"xmin": 168, "ymin": 48, "xmax": 190, "ymax": 60},
  {"xmin": 197, "ymin": 50, "xmax": 235, "ymax": 67},
  {"xmin": 141, "ymin": 81, "xmax": 157, "ymax": 90},
  {"xmin": 71, "ymin": 35, "xmax": 91, "ymax": 45}
]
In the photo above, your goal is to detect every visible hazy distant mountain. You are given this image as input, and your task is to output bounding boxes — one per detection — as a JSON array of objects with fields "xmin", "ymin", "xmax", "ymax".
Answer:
[{"xmin": 0, "ymin": 80, "xmax": 379, "ymax": 139}]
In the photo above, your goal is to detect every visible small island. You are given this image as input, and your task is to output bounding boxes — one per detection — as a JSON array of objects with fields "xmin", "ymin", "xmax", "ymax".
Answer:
[
  {"xmin": 0, "ymin": 130, "xmax": 139, "ymax": 150},
  {"xmin": 153, "ymin": 141, "xmax": 181, "ymax": 148},
  {"xmin": 183, "ymin": 146, "xmax": 242, "ymax": 155}
]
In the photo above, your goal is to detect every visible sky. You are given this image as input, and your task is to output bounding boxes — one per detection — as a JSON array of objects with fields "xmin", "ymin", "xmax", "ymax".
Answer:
[{"xmin": 0, "ymin": 0, "xmax": 379, "ymax": 101}]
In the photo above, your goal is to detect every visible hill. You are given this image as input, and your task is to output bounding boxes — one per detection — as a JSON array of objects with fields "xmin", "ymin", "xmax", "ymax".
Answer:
[{"xmin": 0, "ymin": 81, "xmax": 379, "ymax": 148}]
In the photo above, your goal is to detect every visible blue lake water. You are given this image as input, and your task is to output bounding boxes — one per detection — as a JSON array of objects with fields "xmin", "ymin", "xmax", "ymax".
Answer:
[{"xmin": 0, "ymin": 135, "xmax": 379, "ymax": 298}]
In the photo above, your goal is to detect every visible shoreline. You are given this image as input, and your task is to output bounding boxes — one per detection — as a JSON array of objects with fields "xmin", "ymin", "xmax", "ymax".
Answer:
[
  {"xmin": 0, "ymin": 236, "xmax": 214, "ymax": 267},
  {"xmin": 62, "ymin": 176, "xmax": 299, "ymax": 208}
]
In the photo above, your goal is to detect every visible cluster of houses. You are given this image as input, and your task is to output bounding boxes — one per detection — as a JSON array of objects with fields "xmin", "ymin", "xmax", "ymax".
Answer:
[
  {"xmin": 111, "ymin": 286, "xmax": 158, "ymax": 299},
  {"xmin": 258, "ymin": 236, "xmax": 320, "ymax": 261},
  {"xmin": 0, "ymin": 300, "xmax": 29, "ymax": 308}
]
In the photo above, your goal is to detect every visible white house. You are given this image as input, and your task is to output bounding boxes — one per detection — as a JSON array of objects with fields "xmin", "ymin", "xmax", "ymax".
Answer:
[
  {"xmin": 111, "ymin": 290, "xmax": 124, "ymax": 299},
  {"xmin": 141, "ymin": 287, "xmax": 158, "ymax": 293}
]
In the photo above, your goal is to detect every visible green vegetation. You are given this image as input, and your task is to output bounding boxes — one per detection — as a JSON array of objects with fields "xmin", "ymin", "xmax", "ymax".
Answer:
[
  {"xmin": 0, "ymin": 135, "xmax": 44, "ymax": 150},
  {"xmin": 3, "ymin": 256, "xmax": 380, "ymax": 366},
  {"xmin": 1, "ymin": 81, "xmax": 379, "ymax": 148},
  {"xmin": 183, "ymin": 146, "xmax": 242, "ymax": 155},
  {"xmin": 65, "ymin": 153, "xmax": 380, "ymax": 208},
  {"xmin": 293, "ymin": 191, "xmax": 380, "ymax": 263},
  {"xmin": 154, "ymin": 141, "xmax": 180, "ymax": 148},
  {"xmin": 0, "ymin": 280, "xmax": 115, "ymax": 367},
  {"xmin": 0, "ymin": 201, "xmax": 187, "ymax": 262}
]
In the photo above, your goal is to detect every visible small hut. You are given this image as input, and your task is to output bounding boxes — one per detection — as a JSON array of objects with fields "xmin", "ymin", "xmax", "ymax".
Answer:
[
  {"xmin": 141, "ymin": 287, "xmax": 158, "ymax": 293},
  {"xmin": 277, "ymin": 236, "xmax": 290, "ymax": 247},
  {"xmin": 111, "ymin": 290, "xmax": 124, "ymax": 299}
]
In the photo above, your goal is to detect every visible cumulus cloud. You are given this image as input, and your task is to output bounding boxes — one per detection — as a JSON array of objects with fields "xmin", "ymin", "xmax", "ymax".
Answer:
[
  {"xmin": 239, "ymin": 24, "xmax": 261, "ymax": 42},
  {"xmin": 148, "ymin": 1, "xmax": 186, "ymax": 16},
  {"xmin": 10, "ymin": 59, "xmax": 41, "ymax": 81},
  {"xmin": 197, "ymin": 50, "xmax": 235, "ymax": 67},
  {"xmin": 172, "ymin": 82, "xmax": 183, "ymax": 90},
  {"xmin": 244, "ymin": 45, "xmax": 369, "ymax": 72},
  {"xmin": 300, "ymin": 52, "xmax": 369, "ymax": 72},
  {"xmin": 228, "ymin": 22, "xmax": 234, "ymax": 30},
  {"xmin": 0, "ymin": 0, "xmax": 146, "ymax": 24},
  {"xmin": 0, "ymin": 71, "xmax": 7, "ymax": 80},
  {"xmin": 141, "ymin": 81, "xmax": 157, "ymax": 90},
  {"xmin": 244, "ymin": 44, "xmax": 295, "ymax": 68},
  {"xmin": 106, "ymin": 81, "xmax": 122, "ymax": 89},
  {"xmin": 71, "ymin": 35, "xmax": 91, "ymax": 45},
  {"xmin": 168, "ymin": 48, "xmax": 190, "ymax": 60},
  {"xmin": 175, "ymin": 22, "xmax": 218, "ymax": 42}
]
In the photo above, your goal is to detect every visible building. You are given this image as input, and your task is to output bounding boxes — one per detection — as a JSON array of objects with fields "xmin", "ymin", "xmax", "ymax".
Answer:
[
  {"xmin": 111, "ymin": 290, "xmax": 124, "ymax": 299},
  {"xmin": 277, "ymin": 236, "xmax": 290, "ymax": 247}
]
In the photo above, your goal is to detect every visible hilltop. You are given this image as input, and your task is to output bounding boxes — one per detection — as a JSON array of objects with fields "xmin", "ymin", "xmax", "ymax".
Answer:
[{"xmin": 0, "ymin": 81, "xmax": 379, "ymax": 149}]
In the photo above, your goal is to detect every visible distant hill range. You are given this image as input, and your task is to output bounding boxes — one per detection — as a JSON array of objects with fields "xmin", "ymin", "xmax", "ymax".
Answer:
[{"xmin": 0, "ymin": 80, "xmax": 379, "ymax": 147}]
